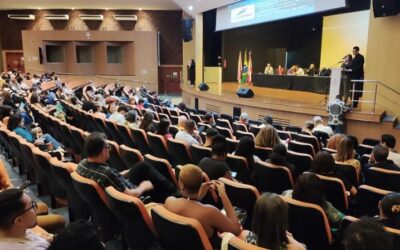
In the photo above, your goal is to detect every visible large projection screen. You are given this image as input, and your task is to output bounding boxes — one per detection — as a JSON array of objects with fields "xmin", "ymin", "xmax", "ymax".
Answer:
[{"xmin": 216, "ymin": 0, "xmax": 347, "ymax": 31}]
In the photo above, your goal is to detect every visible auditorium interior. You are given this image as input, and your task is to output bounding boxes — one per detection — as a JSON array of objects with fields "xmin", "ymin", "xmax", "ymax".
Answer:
[{"xmin": 1, "ymin": 0, "xmax": 400, "ymax": 249}]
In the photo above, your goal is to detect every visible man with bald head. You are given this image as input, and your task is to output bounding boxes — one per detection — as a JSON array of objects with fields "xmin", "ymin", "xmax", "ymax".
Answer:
[{"xmin": 165, "ymin": 164, "xmax": 240, "ymax": 247}]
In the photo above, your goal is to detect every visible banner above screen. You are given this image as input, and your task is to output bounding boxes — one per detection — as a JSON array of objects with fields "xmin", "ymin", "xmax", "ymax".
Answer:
[{"xmin": 216, "ymin": 0, "xmax": 347, "ymax": 31}]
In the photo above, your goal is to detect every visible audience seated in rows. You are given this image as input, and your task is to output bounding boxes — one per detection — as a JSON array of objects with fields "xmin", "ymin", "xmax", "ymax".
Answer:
[
  {"xmin": 139, "ymin": 111, "xmax": 156, "ymax": 133},
  {"xmin": 343, "ymin": 218, "xmax": 394, "ymax": 250},
  {"xmin": 255, "ymin": 125, "xmax": 281, "ymax": 148},
  {"xmin": 282, "ymin": 173, "xmax": 345, "ymax": 228},
  {"xmin": 0, "ymin": 188, "xmax": 55, "ymax": 249},
  {"xmin": 312, "ymin": 116, "xmax": 334, "ymax": 137},
  {"xmin": 7, "ymin": 114, "xmax": 63, "ymax": 150},
  {"xmin": 199, "ymin": 136, "xmax": 232, "ymax": 181},
  {"xmin": 175, "ymin": 120, "xmax": 202, "ymax": 146},
  {"xmin": 124, "ymin": 110, "xmax": 140, "ymax": 129},
  {"xmin": 334, "ymin": 136, "xmax": 361, "ymax": 174},
  {"xmin": 312, "ymin": 151, "xmax": 357, "ymax": 196},
  {"xmin": 108, "ymin": 104, "xmax": 128, "ymax": 125},
  {"xmin": 382, "ymin": 134, "xmax": 400, "ymax": 166},
  {"xmin": 203, "ymin": 127, "xmax": 219, "ymax": 147},
  {"xmin": 379, "ymin": 193, "xmax": 400, "ymax": 229},
  {"xmin": 156, "ymin": 118, "xmax": 173, "ymax": 141},
  {"xmin": 76, "ymin": 132, "xmax": 177, "ymax": 202},
  {"xmin": 363, "ymin": 145, "xmax": 400, "ymax": 177},
  {"xmin": 243, "ymin": 193, "xmax": 306, "ymax": 249},
  {"xmin": 48, "ymin": 220, "xmax": 104, "ymax": 250},
  {"xmin": 164, "ymin": 164, "xmax": 241, "ymax": 248},
  {"xmin": 266, "ymin": 143, "xmax": 296, "ymax": 175},
  {"xmin": 234, "ymin": 137, "xmax": 261, "ymax": 173}
]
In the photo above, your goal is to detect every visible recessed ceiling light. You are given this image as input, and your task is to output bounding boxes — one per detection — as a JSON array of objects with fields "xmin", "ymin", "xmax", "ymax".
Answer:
[
  {"xmin": 105, "ymin": 8, "xmax": 109, "ymax": 11},
  {"xmin": 38, "ymin": 7, "xmax": 42, "ymax": 10},
  {"xmin": 188, "ymin": 5, "xmax": 193, "ymax": 11},
  {"xmin": 71, "ymin": 7, "xmax": 75, "ymax": 10},
  {"xmin": 138, "ymin": 8, "xmax": 143, "ymax": 11}
]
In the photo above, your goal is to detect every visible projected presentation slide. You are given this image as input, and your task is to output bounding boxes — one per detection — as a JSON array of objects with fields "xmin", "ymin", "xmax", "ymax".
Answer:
[{"xmin": 216, "ymin": 0, "xmax": 347, "ymax": 31}]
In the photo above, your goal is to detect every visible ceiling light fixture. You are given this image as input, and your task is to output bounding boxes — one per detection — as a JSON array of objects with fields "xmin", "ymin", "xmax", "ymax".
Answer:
[
  {"xmin": 138, "ymin": 8, "xmax": 143, "ymax": 11},
  {"xmin": 188, "ymin": 5, "xmax": 193, "ymax": 11}
]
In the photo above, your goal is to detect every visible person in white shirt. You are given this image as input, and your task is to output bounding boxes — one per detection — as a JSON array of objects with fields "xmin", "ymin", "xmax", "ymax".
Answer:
[
  {"xmin": 109, "ymin": 105, "xmax": 128, "ymax": 125},
  {"xmin": 295, "ymin": 66, "xmax": 305, "ymax": 76},
  {"xmin": 264, "ymin": 63, "xmax": 274, "ymax": 75},
  {"xmin": 175, "ymin": 120, "xmax": 203, "ymax": 146},
  {"xmin": 0, "ymin": 188, "xmax": 53, "ymax": 250},
  {"xmin": 381, "ymin": 134, "xmax": 400, "ymax": 167},
  {"xmin": 312, "ymin": 116, "xmax": 334, "ymax": 137}
]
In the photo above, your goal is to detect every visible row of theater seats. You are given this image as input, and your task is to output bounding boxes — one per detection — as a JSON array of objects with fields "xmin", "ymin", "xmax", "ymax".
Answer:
[{"xmin": 20, "ymin": 84, "xmax": 400, "ymax": 249}]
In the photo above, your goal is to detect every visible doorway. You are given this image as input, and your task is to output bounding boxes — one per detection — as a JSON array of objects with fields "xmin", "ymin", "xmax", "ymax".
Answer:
[{"xmin": 4, "ymin": 51, "xmax": 25, "ymax": 73}]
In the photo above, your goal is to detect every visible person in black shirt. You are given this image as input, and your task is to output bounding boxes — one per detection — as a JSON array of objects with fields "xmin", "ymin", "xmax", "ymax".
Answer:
[
  {"xmin": 76, "ymin": 132, "xmax": 177, "ymax": 202},
  {"xmin": 379, "ymin": 193, "xmax": 400, "ymax": 229},
  {"xmin": 199, "ymin": 142, "xmax": 232, "ymax": 181},
  {"xmin": 266, "ymin": 143, "xmax": 296, "ymax": 176},
  {"xmin": 311, "ymin": 151, "xmax": 357, "ymax": 196},
  {"xmin": 350, "ymin": 46, "xmax": 365, "ymax": 108},
  {"xmin": 363, "ymin": 145, "xmax": 400, "ymax": 175}
]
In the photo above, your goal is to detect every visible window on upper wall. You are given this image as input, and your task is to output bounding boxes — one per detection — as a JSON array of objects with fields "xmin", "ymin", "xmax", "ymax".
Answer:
[
  {"xmin": 107, "ymin": 45, "xmax": 123, "ymax": 63},
  {"xmin": 46, "ymin": 45, "xmax": 65, "ymax": 63},
  {"xmin": 76, "ymin": 45, "xmax": 93, "ymax": 63}
]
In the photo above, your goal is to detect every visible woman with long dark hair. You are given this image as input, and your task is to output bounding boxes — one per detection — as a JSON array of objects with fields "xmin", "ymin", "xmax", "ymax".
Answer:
[
  {"xmin": 244, "ymin": 193, "xmax": 305, "ymax": 249},
  {"xmin": 139, "ymin": 111, "xmax": 156, "ymax": 133},
  {"xmin": 156, "ymin": 118, "xmax": 173, "ymax": 141},
  {"xmin": 234, "ymin": 137, "xmax": 260, "ymax": 173}
]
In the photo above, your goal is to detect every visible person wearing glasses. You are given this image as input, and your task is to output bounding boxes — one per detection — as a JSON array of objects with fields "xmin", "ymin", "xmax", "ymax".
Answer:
[
  {"xmin": 0, "ymin": 188, "xmax": 53, "ymax": 249},
  {"xmin": 76, "ymin": 132, "xmax": 178, "ymax": 202}
]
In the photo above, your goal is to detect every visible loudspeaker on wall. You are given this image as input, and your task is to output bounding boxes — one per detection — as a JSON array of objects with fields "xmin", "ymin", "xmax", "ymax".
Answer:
[
  {"xmin": 182, "ymin": 19, "xmax": 193, "ymax": 42},
  {"xmin": 373, "ymin": 0, "xmax": 400, "ymax": 17}
]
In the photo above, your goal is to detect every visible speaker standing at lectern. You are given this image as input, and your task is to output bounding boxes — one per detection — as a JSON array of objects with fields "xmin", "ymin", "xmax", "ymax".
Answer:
[{"xmin": 350, "ymin": 46, "xmax": 365, "ymax": 108}]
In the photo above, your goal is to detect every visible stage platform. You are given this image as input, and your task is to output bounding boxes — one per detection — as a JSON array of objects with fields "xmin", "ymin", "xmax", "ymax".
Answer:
[{"xmin": 181, "ymin": 82, "xmax": 395, "ymax": 141}]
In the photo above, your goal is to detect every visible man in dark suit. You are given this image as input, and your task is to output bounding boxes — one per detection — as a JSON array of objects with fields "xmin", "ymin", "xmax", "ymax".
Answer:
[
  {"xmin": 363, "ymin": 145, "xmax": 400, "ymax": 177},
  {"xmin": 350, "ymin": 46, "xmax": 365, "ymax": 108}
]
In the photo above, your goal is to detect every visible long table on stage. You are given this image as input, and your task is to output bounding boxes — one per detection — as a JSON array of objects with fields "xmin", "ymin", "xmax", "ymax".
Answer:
[{"xmin": 252, "ymin": 73, "xmax": 331, "ymax": 94}]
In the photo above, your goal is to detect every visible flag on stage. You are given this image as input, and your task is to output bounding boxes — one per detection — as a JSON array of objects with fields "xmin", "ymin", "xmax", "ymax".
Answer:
[
  {"xmin": 237, "ymin": 51, "xmax": 242, "ymax": 83},
  {"xmin": 241, "ymin": 50, "xmax": 248, "ymax": 83},
  {"xmin": 247, "ymin": 51, "xmax": 253, "ymax": 83}
]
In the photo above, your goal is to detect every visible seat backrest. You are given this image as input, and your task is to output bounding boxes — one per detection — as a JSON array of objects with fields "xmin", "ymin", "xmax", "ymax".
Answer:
[
  {"xmin": 281, "ymin": 196, "xmax": 332, "ymax": 250},
  {"xmin": 253, "ymin": 161, "xmax": 294, "ymax": 194},
  {"xmin": 115, "ymin": 123, "xmax": 136, "ymax": 148},
  {"xmin": 219, "ymin": 178, "xmax": 260, "ymax": 230},
  {"xmin": 313, "ymin": 131, "xmax": 330, "ymax": 147},
  {"xmin": 287, "ymin": 150, "xmax": 313, "ymax": 176},
  {"xmin": 167, "ymin": 138, "xmax": 192, "ymax": 165},
  {"xmin": 232, "ymin": 122, "xmax": 248, "ymax": 133},
  {"xmin": 216, "ymin": 126, "xmax": 234, "ymax": 139},
  {"xmin": 356, "ymin": 144, "xmax": 374, "ymax": 156},
  {"xmin": 235, "ymin": 130, "xmax": 254, "ymax": 140},
  {"xmin": 335, "ymin": 162, "xmax": 359, "ymax": 187},
  {"xmin": 285, "ymin": 125, "xmax": 302, "ymax": 134},
  {"xmin": 106, "ymin": 140, "xmax": 128, "ymax": 171},
  {"xmin": 190, "ymin": 144, "xmax": 212, "ymax": 165},
  {"xmin": 119, "ymin": 145, "xmax": 144, "ymax": 168},
  {"xmin": 362, "ymin": 138, "xmax": 380, "ymax": 146},
  {"xmin": 277, "ymin": 130, "xmax": 291, "ymax": 140},
  {"xmin": 254, "ymin": 146, "xmax": 272, "ymax": 161},
  {"xmin": 249, "ymin": 125, "xmax": 260, "ymax": 137},
  {"xmin": 147, "ymin": 132, "xmax": 170, "ymax": 160},
  {"xmin": 365, "ymin": 167, "xmax": 400, "ymax": 192},
  {"xmin": 219, "ymin": 233, "xmax": 266, "ymax": 250},
  {"xmin": 273, "ymin": 124, "xmax": 284, "ymax": 131},
  {"xmin": 105, "ymin": 187, "xmax": 158, "ymax": 249},
  {"xmin": 295, "ymin": 134, "xmax": 320, "ymax": 153},
  {"xmin": 50, "ymin": 159, "xmax": 90, "ymax": 221},
  {"xmin": 316, "ymin": 174, "xmax": 348, "ymax": 212},
  {"xmin": 130, "ymin": 128, "xmax": 152, "ymax": 155},
  {"xmin": 355, "ymin": 185, "xmax": 392, "ymax": 217},
  {"xmin": 226, "ymin": 154, "xmax": 252, "ymax": 185},
  {"xmin": 226, "ymin": 138, "xmax": 239, "ymax": 154},
  {"xmin": 151, "ymin": 205, "xmax": 213, "ymax": 250},
  {"xmin": 288, "ymin": 141, "xmax": 315, "ymax": 157},
  {"xmin": 70, "ymin": 172, "xmax": 120, "ymax": 241},
  {"xmin": 144, "ymin": 154, "xmax": 178, "ymax": 187}
]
